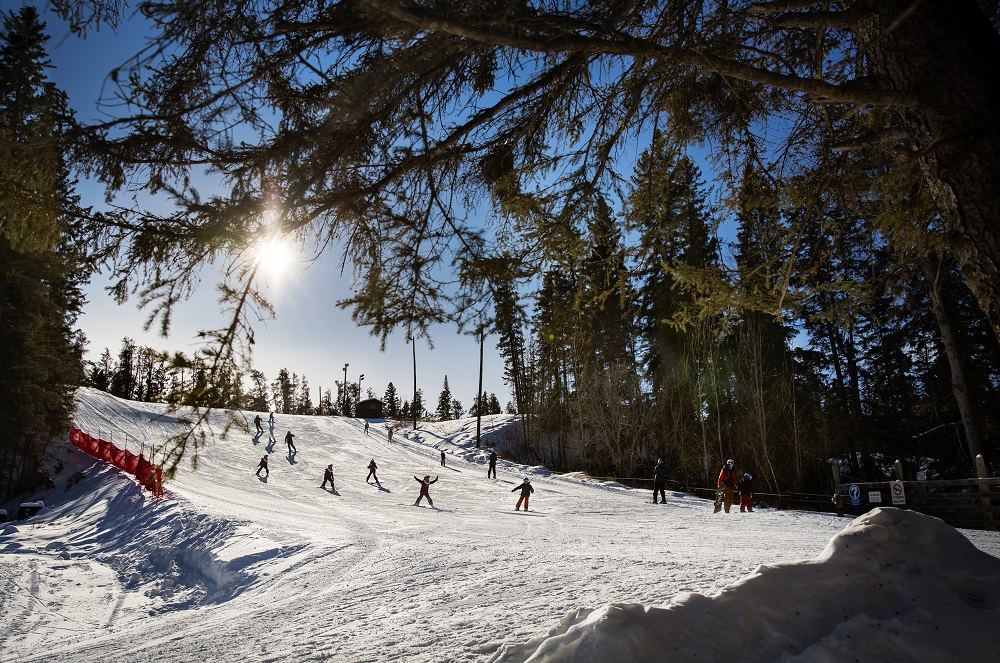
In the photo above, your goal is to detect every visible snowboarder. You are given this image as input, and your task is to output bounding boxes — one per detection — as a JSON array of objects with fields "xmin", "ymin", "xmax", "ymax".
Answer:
[
  {"xmin": 718, "ymin": 459, "xmax": 738, "ymax": 513},
  {"xmin": 256, "ymin": 454, "xmax": 269, "ymax": 477},
  {"xmin": 285, "ymin": 430, "xmax": 297, "ymax": 454},
  {"xmin": 440, "ymin": 450, "xmax": 446, "ymax": 467},
  {"xmin": 254, "ymin": 414, "xmax": 264, "ymax": 433},
  {"xmin": 738, "ymin": 472, "xmax": 754, "ymax": 512},
  {"xmin": 387, "ymin": 427, "xmax": 394, "ymax": 444},
  {"xmin": 321, "ymin": 464, "xmax": 335, "ymax": 490},
  {"xmin": 653, "ymin": 458, "xmax": 668, "ymax": 504},
  {"xmin": 413, "ymin": 475, "xmax": 438, "ymax": 506},
  {"xmin": 487, "ymin": 449, "xmax": 497, "ymax": 479},
  {"xmin": 364, "ymin": 420, "xmax": 370, "ymax": 435},
  {"xmin": 511, "ymin": 478, "xmax": 534, "ymax": 511},
  {"xmin": 366, "ymin": 459, "xmax": 379, "ymax": 484}
]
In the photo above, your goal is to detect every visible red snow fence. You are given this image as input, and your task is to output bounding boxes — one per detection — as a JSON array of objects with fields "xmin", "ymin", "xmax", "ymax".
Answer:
[{"xmin": 70, "ymin": 427, "xmax": 164, "ymax": 498}]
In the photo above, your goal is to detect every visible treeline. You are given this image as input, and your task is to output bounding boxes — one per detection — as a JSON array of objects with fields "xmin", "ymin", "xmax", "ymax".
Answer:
[
  {"xmin": 491, "ymin": 140, "xmax": 1000, "ymax": 493},
  {"xmin": 83, "ymin": 338, "xmax": 507, "ymax": 422}
]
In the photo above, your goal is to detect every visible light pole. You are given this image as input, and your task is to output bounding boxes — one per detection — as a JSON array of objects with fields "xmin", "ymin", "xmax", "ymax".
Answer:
[
  {"xmin": 343, "ymin": 363, "xmax": 349, "ymax": 415},
  {"xmin": 358, "ymin": 373, "xmax": 365, "ymax": 412}
]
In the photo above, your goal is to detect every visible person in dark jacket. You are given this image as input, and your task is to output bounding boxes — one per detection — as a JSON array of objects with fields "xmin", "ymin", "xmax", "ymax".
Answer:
[
  {"xmin": 738, "ymin": 472, "xmax": 754, "ymax": 512},
  {"xmin": 653, "ymin": 458, "xmax": 668, "ymax": 504},
  {"xmin": 487, "ymin": 449, "xmax": 497, "ymax": 479},
  {"xmin": 511, "ymin": 478, "xmax": 534, "ymax": 511},
  {"xmin": 440, "ymin": 450, "xmax": 446, "ymax": 467},
  {"xmin": 717, "ymin": 459, "xmax": 738, "ymax": 513},
  {"xmin": 285, "ymin": 430, "xmax": 297, "ymax": 454},
  {"xmin": 414, "ymin": 475, "xmax": 438, "ymax": 506},
  {"xmin": 321, "ymin": 464, "xmax": 335, "ymax": 490},
  {"xmin": 254, "ymin": 414, "xmax": 264, "ymax": 434},
  {"xmin": 367, "ymin": 459, "xmax": 379, "ymax": 484},
  {"xmin": 387, "ymin": 427, "xmax": 394, "ymax": 443},
  {"xmin": 256, "ymin": 454, "xmax": 269, "ymax": 477}
]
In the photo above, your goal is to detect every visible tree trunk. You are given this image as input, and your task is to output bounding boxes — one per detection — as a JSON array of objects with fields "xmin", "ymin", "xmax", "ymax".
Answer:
[
  {"xmin": 920, "ymin": 258, "xmax": 985, "ymax": 460},
  {"xmin": 862, "ymin": 0, "xmax": 1000, "ymax": 338}
]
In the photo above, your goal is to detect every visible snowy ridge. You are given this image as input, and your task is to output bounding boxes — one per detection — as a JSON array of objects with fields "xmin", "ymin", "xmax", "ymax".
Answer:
[{"xmin": 1, "ymin": 388, "xmax": 998, "ymax": 662}]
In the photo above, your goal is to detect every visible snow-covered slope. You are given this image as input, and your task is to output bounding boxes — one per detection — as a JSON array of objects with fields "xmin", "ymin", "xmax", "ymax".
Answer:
[{"xmin": 1, "ymin": 388, "xmax": 998, "ymax": 662}]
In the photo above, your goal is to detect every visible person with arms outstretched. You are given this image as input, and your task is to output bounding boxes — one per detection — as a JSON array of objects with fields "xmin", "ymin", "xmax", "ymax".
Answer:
[
  {"xmin": 511, "ymin": 478, "xmax": 534, "ymax": 511},
  {"xmin": 414, "ymin": 475, "xmax": 438, "ymax": 506}
]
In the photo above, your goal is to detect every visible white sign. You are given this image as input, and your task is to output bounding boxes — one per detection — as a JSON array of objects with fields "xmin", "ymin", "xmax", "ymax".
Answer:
[
  {"xmin": 868, "ymin": 491, "xmax": 882, "ymax": 504},
  {"xmin": 890, "ymin": 480, "xmax": 906, "ymax": 505}
]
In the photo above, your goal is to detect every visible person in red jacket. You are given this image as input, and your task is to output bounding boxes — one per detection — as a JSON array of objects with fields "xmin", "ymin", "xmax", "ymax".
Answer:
[
  {"xmin": 414, "ymin": 475, "xmax": 438, "ymax": 506},
  {"xmin": 511, "ymin": 478, "xmax": 534, "ymax": 511},
  {"xmin": 717, "ymin": 459, "xmax": 738, "ymax": 513}
]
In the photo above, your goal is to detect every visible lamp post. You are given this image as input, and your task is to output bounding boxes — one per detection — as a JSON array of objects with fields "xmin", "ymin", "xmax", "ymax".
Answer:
[
  {"xmin": 358, "ymin": 373, "xmax": 365, "ymax": 413},
  {"xmin": 343, "ymin": 363, "xmax": 349, "ymax": 415}
]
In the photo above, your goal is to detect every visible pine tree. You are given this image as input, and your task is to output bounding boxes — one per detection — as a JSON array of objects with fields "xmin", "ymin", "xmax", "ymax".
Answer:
[
  {"xmin": 383, "ymin": 382, "xmax": 400, "ymax": 418},
  {"xmin": 0, "ymin": 6, "xmax": 87, "ymax": 496}
]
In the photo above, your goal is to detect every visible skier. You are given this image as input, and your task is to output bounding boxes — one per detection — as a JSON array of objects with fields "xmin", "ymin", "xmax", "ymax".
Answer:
[
  {"xmin": 254, "ymin": 414, "xmax": 264, "ymax": 434},
  {"xmin": 366, "ymin": 459, "xmax": 379, "ymax": 484},
  {"xmin": 285, "ymin": 430, "xmax": 297, "ymax": 454},
  {"xmin": 387, "ymin": 427, "xmax": 394, "ymax": 444},
  {"xmin": 256, "ymin": 454, "xmax": 269, "ymax": 477},
  {"xmin": 653, "ymin": 458, "xmax": 668, "ymax": 504},
  {"xmin": 413, "ymin": 475, "xmax": 438, "ymax": 506},
  {"xmin": 440, "ymin": 450, "xmax": 446, "ymax": 467},
  {"xmin": 717, "ymin": 459, "xmax": 738, "ymax": 513},
  {"xmin": 321, "ymin": 464, "xmax": 335, "ymax": 490},
  {"xmin": 511, "ymin": 478, "xmax": 534, "ymax": 511},
  {"xmin": 268, "ymin": 411, "xmax": 275, "ymax": 426},
  {"xmin": 364, "ymin": 420, "xmax": 370, "ymax": 435},
  {"xmin": 738, "ymin": 472, "xmax": 754, "ymax": 512},
  {"xmin": 487, "ymin": 449, "xmax": 497, "ymax": 479}
]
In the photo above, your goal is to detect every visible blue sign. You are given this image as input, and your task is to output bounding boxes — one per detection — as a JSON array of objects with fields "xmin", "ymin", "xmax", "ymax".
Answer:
[{"xmin": 848, "ymin": 484, "xmax": 861, "ymax": 506}]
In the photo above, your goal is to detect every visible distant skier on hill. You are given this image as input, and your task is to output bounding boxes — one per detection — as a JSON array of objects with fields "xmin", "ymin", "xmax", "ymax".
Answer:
[
  {"xmin": 285, "ymin": 430, "xmax": 297, "ymax": 454},
  {"xmin": 321, "ymin": 464, "xmax": 335, "ymax": 490},
  {"xmin": 254, "ymin": 414, "xmax": 264, "ymax": 434},
  {"xmin": 653, "ymin": 458, "xmax": 668, "ymax": 504},
  {"xmin": 364, "ymin": 421, "xmax": 370, "ymax": 435},
  {"xmin": 440, "ymin": 450, "xmax": 446, "ymax": 467},
  {"xmin": 511, "ymin": 478, "xmax": 534, "ymax": 511},
  {"xmin": 256, "ymin": 454, "xmax": 269, "ymax": 478},
  {"xmin": 718, "ymin": 459, "xmax": 738, "ymax": 513},
  {"xmin": 367, "ymin": 459, "xmax": 379, "ymax": 484},
  {"xmin": 413, "ymin": 475, "xmax": 438, "ymax": 506},
  {"xmin": 487, "ymin": 449, "xmax": 497, "ymax": 479},
  {"xmin": 387, "ymin": 427, "xmax": 394, "ymax": 443},
  {"xmin": 738, "ymin": 472, "xmax": 754, "ymax": 513}
]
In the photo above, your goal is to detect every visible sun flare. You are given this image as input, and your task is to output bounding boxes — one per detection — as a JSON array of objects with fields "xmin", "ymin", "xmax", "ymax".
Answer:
[{"xmin": 253, "ymin": 236, "xmax": 296, "ymax": 282}]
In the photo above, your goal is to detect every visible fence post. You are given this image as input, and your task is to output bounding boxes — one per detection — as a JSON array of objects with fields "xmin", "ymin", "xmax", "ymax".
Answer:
[
  {"xmin": 832, "ymin": 463, "xmax": 843, "ymax": 517},
  {"xmin": 976, "ymin": 454, "xmax": 995, "ymax": 530},
  {"xmin": 894, "ymin": 459, "xmax": 904, "ymax": 480}
]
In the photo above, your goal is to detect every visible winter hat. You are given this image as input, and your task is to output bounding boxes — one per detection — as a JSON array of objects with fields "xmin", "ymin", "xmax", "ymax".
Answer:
[
  {"xmin": 524, "ymin": 477, "xmax": 531, "ymax": 483},
  {"xmin": 726, "ymin": 458, "xmax": 734, "ymax": 465},
  {"xmin": 424, "ymin": 475, "xmax": 430, "ymax": 480}
]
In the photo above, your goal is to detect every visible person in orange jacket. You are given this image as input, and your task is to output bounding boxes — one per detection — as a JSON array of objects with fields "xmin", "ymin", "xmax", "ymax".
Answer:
[
  {"xmin": 511, "ymin": 478, "xmax": 534, "ymax": 511},
  {"xmin": 717, "ymin": 459, "xmax": 738, "ymax": 513}
]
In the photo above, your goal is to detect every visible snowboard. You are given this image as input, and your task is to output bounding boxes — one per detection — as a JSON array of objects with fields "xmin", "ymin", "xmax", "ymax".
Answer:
[{"xmin": 713, "ymin": 489, "xmax": 724, "ymax": 513}]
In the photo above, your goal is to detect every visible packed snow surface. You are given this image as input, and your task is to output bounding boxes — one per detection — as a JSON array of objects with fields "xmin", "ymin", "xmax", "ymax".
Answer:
[{"xmin": 1, "ymin": 388, "xmax": 998, "ymax": 662}]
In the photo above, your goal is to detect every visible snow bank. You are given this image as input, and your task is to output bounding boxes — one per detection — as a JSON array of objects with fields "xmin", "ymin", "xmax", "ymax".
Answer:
[{"xmin": 494, "ymin": 507, "xmax": 999, "ymax": 663}]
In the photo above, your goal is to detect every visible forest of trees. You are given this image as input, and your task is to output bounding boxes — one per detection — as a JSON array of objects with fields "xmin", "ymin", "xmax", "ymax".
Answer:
[{"xmin": 7, "ymin": 2, "xmax": 1000, "ymax": 495}]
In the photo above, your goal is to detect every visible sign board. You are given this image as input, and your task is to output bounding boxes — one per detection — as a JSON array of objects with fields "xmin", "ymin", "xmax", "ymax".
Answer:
[
  {"xmin": 868, "ymin": 491, "xmax": 882, "ymax": 504},
  {"xmin": 890, "ymin": 480, "xmax": 906, "ymax": 505},
  {"xmin": 916, "ymin": 470, "xmax": 927, "ymax": 481},
  {"xmin": 848, "ymin": 484, "xmax": 861, "ymax": 506}
]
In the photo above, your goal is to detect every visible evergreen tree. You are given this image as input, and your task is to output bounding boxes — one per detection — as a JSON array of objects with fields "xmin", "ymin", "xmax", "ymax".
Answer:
[
  {"xmin": 383, "ymin": 382, "xmax": 400, "ymax": 418},
  {"xmin": 0, "ymin": 6, "xmax": 87, "ymax": 496},
  {"xmin": 436, "ymin": 376, "xmax": 453, "ymax": 420},
  {"xmin": 246, "ymin": 369, "xmax": 269, "ymax": 412}
]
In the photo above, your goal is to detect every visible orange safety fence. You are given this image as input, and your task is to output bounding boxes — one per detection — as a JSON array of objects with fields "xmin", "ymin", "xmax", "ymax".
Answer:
[{"xmin": 70, "ymin": 427, "xmax": 163, "ymax": 498}]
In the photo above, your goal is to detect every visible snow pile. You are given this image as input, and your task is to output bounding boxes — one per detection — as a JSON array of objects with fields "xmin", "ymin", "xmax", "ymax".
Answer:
[
  {"xmin": 1, "ymin": 388, "xmax": 998, "ymax": 662},
  {"xmin": 495, "ymin": 507, "xmax": 1000, "ymax": 662}
]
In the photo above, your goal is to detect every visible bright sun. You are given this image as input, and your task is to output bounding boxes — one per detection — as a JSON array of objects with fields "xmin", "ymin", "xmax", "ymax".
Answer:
[{"xmin": 253, "ymin": 236, "xmax": 296, "ymax": 282}]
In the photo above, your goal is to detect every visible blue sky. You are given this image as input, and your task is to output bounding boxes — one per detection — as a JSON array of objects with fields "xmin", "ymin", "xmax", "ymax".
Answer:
[{"xmin": 31, "ymin": 2, "xmax": 511, "ymax": 410}]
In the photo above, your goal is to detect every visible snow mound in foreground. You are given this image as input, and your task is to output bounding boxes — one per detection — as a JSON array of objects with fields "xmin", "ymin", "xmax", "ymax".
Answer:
[{"xmin": 496, "ymin": 507, "xmax": 1000, "ymax": 663}]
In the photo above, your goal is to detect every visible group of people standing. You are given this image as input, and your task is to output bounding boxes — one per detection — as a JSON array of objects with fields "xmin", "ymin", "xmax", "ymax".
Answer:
[{"xmin": 717, "ymin": 459, "xmax": 755, "ymax": 513}]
